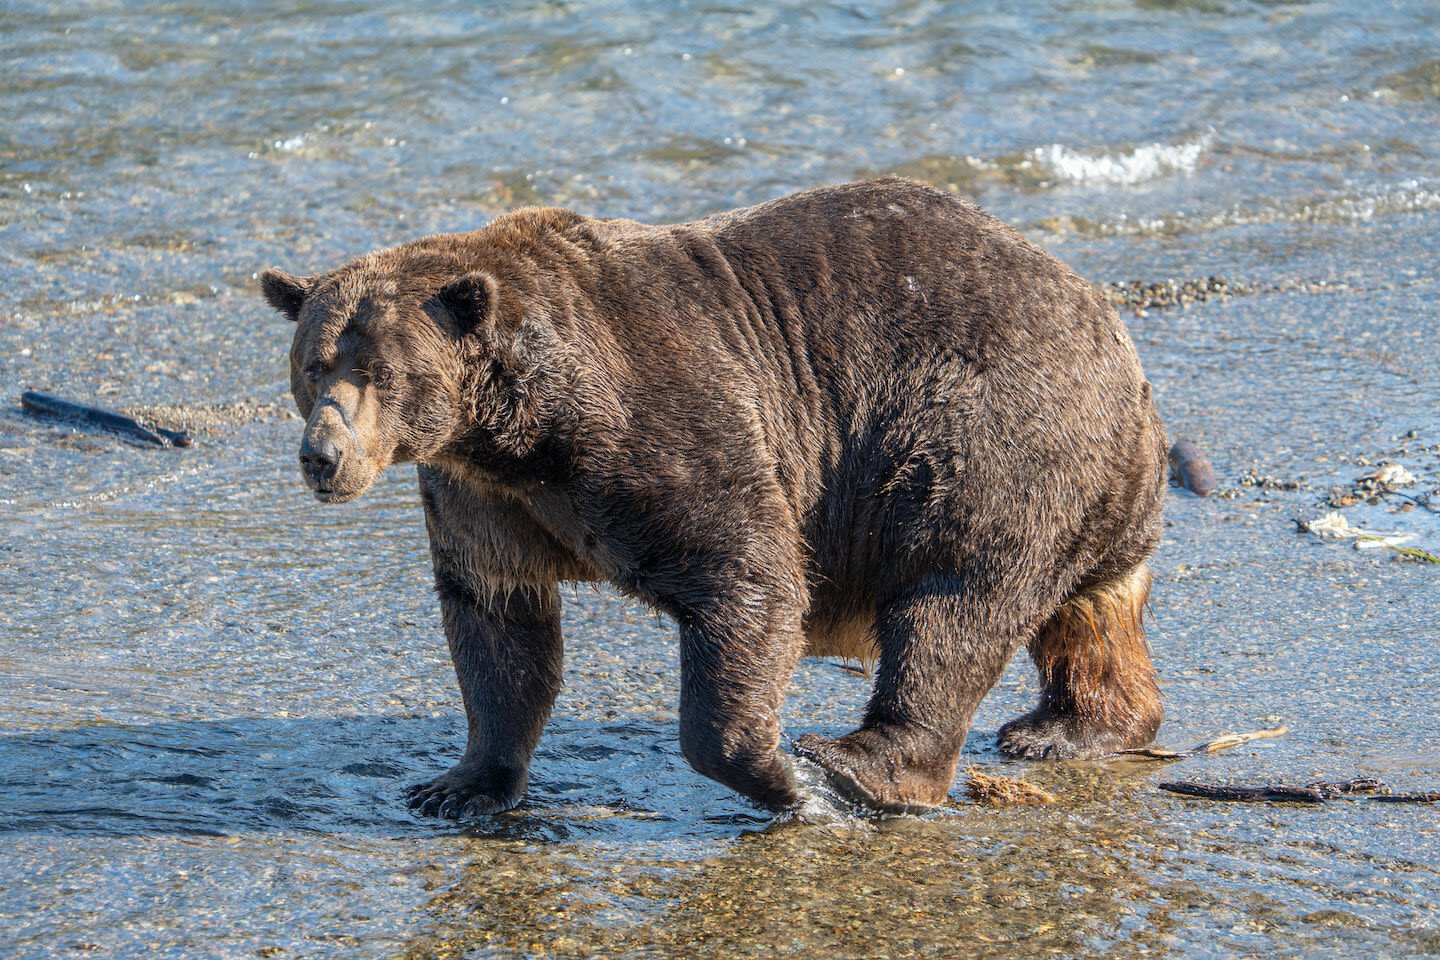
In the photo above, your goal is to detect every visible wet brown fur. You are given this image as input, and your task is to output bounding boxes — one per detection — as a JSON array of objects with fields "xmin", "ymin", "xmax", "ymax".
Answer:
[
  {"xmin": 261, "ymin": 177, "xmax": 1168, "ymax": 817},
  {"xmin": 997, "ymin": 566, "xmax": 1162, "ymax": 759}
]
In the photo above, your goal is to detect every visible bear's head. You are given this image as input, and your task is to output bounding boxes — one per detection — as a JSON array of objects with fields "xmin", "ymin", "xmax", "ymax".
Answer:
[{"xmin": 260, "ymin": 255, "xmax": 560, "ymax": 503}]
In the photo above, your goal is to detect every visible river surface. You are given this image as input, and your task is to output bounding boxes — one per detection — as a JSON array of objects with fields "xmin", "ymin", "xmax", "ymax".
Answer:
[{"xmin": 2, "ymin": 2, "xmax": 1439, "ymax": 958}]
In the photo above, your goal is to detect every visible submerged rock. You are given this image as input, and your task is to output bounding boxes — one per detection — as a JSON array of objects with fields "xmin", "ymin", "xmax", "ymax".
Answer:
[{"xmin": 1168, "ymin": 439, "xmax": 1216, "ymax": 497}]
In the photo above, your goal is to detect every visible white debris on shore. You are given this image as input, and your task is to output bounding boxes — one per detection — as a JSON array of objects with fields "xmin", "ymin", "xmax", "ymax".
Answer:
[
  {"xmin": 1358, "ymin": 462, "xmax": 1418, "ymax": 490},
  {"xmin": 1300, "ymin": 511, "xmax": 1417, "ymax": 550}
]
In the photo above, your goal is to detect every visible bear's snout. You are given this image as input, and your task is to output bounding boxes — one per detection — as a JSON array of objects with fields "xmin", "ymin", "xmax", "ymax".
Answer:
[
  {"xmin": 299, "ymin": 434, "xmax": 343, "ymax": 491},
  {"xmin": 295, "ymin": 382, "xmax": 384, "ymax": 503}
]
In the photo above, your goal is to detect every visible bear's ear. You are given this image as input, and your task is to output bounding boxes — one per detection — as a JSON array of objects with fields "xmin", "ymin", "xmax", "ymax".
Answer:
[
  {"xmin": 259, "ymin": 268, "xmax": 314, "ymax": 322},
  {"xmin": 434, "ymin": 270, "xmax": 500, "ymax": 337}
]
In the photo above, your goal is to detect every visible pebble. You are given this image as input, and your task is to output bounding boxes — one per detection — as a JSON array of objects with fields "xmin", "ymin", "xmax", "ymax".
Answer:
[
  {"xmin": 1102, "ymin": 275, "xmax": 1348, "ymax": 315},
  {"xmin": 1103, "ymin": 276, "xmax": 1232, "ymax": 313}
]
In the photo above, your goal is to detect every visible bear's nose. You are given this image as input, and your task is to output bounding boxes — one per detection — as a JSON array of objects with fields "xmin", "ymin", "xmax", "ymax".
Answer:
[{"xmin": 299, "ymin": 435, "xmax": 343, "ymax": 487}]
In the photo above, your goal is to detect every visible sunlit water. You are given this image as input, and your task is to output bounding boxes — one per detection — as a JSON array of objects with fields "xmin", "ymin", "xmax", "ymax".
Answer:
[{"xmin": 2, "ymin": 2, "xmax": 1438, "ymax": 957}]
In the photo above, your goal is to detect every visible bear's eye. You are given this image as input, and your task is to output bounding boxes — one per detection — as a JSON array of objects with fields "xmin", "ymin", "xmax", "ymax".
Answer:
[
  {"xmin": 372, "ymin": 364, "xmax": 395, "ymax": 388},
  {"xmin": 303, "ymin": 363, "xmax": 322, "ymax": 383}
]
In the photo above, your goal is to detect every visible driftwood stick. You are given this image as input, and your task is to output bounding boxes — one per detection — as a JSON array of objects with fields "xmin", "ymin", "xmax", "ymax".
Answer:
[
  {"xmin": 1112, "ymin": 726, "xmax": 1289, "ymax": 761},
  {"xmin": 1161, "ymin": 777, "xmax": 1437, "ymax": 804},
  {"xmin": 1307, "ymin": 778, "xmax": 1387, "ymax": 797},
  {"xmin": 20, "ymin": 391, "xmax": 193, "ymax": 448},
  {"xmin": 1160, "ymin": 781, "xmax": 1327, "ymax": 803}
]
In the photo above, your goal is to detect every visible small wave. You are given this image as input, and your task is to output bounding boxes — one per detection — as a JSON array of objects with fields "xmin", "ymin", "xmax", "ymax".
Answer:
[
  {"xmin": 1025, "ymin": 136, "xmax": 1210, "ymax": 186},
  {"xmin": 882, "ymin": 134, "xmax": 1211, "ymax": 193}
]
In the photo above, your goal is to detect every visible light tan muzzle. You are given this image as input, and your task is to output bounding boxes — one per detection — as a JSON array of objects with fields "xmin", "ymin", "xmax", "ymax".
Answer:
[{"xmin": 298, "ymin": 379, "xmax": 381, "ymax": 503}]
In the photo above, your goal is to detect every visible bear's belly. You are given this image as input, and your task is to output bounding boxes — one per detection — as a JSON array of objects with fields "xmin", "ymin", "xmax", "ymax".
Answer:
[
  {"xmin": 802, "ymin": 608, "xmax": 878, "ymax": 665},
  {"xmin": 517, "ymin": 484, "xmax": 613, "ymax": 585}
]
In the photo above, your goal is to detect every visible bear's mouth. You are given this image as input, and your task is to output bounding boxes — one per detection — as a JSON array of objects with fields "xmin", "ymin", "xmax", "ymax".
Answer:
[
  {"xmin": 313, "ymin": 486, "xmax": 364, "ymax": 504},
  {"xmin": 302, "ymin": 452, "xmax": 381, "ymax": 504}
]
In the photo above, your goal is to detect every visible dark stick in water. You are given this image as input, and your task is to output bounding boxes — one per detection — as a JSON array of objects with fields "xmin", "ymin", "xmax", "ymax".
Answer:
[
  {"xmin": 19, "ymin": 391, "xmax": 194, "ymax": 448},
  {"xmin": 1161, "ymin": 781, "xmax": 1331, "ymax": 803},
  {"xmin": 1161, "ymin": 778, "xmax": 1438, "ymax": 804}
]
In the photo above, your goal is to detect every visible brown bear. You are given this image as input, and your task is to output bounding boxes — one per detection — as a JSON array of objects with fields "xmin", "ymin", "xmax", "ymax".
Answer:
[{"xmin": 261, "ymin": 177, "xmax": 1167, "ymax": 817}]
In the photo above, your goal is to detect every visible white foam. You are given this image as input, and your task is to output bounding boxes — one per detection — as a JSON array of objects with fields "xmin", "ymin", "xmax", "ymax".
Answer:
[
  {"xmin": 788, "ymin": 754, "xmax": 863, "ymax": 822},
  {"xmin": 1027, "ymin": 135, "xmax": 1211, "ymax": 186}
]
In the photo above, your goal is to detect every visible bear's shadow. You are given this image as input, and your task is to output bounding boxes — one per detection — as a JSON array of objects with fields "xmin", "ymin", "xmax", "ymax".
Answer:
[{"xmin": 0, "ymin": 714, "xmax": 1004, "ymax": 842}]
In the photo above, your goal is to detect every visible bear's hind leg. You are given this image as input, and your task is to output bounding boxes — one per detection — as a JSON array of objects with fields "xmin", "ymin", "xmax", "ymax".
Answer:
[
  {"xmin": 997, "ymin": 565, "xmax": 1162, "ymax": 760},
  {"xmin": 794, "ymin": 573, "xmax": 1027, "ymax": 813}
]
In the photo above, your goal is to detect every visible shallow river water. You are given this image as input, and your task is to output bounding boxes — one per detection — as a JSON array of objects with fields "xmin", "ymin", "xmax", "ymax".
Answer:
[{"xmin": 2, "ymin": 2, "xmax": 1439, "ymax": 958}]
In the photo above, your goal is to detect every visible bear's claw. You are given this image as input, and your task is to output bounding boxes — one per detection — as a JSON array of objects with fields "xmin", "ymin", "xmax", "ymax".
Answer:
[
  {"xmin": 792, "ymin": 733, "xmax": 948, "ymax": 815},
  {"xmin": 996, "ymin": 713, "xmax": 1135, "ymax": 760},
  {"xmin": 406, "ymin": 766, "xmax": 521, "ymax": 819}
]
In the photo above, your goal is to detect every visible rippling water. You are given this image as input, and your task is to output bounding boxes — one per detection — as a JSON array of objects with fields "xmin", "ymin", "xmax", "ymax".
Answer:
[{"xmin": 2, "ymin": 2, "xmax": 1439, "ymax": 958}]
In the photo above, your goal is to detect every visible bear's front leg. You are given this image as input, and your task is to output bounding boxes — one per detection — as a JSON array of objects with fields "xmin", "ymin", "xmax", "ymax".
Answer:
[
  {"xmin": 407, "ymin": 576, "xmax": 563, "ymax": 819},
  {"xmin": 676, "ymin": 586, "xmax": 807, "ymax": 811}
]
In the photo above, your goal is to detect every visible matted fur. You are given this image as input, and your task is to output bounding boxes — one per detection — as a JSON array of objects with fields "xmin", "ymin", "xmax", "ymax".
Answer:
[
  {"xmin": 1014, "ymin": 565, "xmax": 1163, "ymax": 752},
  {"xmin": 804, "ymin": 609, "xmax": 879, "ymax": 667}
]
